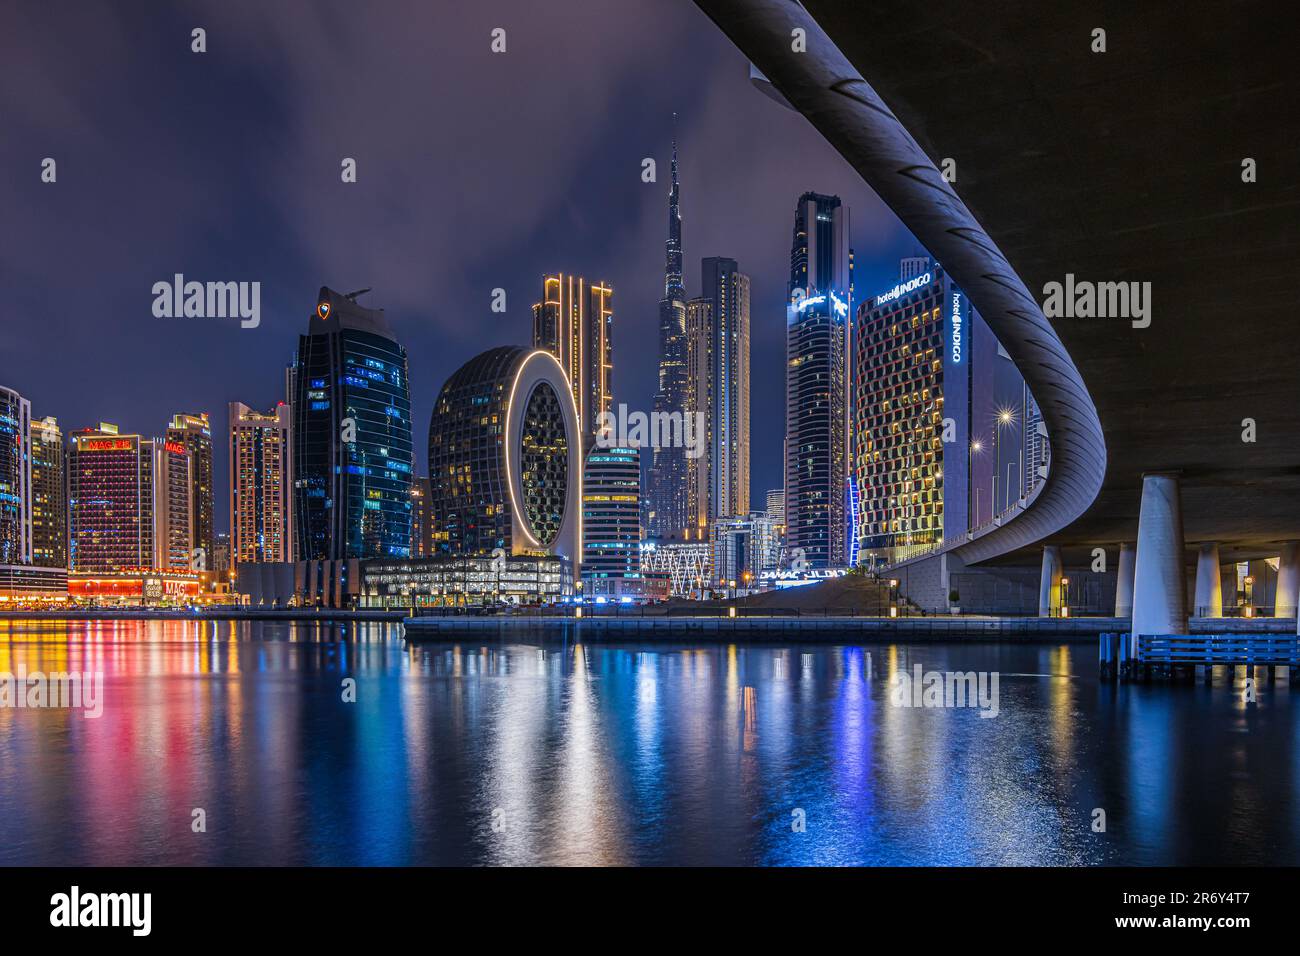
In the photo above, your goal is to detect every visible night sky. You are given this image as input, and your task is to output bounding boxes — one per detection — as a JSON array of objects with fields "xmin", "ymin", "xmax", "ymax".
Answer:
[{"xmin": 1, "ymin": 0, "xmax": 919, "ymax": 532}]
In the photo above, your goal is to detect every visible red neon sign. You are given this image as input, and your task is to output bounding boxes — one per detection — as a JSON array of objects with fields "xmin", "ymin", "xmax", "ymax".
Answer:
[{"xmin": 82, "ymin": 438, "xmax": 132, "ymax": 452}]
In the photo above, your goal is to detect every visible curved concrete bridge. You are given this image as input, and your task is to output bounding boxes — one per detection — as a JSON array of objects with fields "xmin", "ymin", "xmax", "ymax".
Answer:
[{"xmin": 696, "ymin": 0, "xmax": 1300, "ymax": 633}]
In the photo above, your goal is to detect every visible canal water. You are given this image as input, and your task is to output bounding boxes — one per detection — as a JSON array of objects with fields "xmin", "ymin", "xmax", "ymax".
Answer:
[{"xmin": 0, "ymin": 619, "xmax": 1295, "ymax": 865}]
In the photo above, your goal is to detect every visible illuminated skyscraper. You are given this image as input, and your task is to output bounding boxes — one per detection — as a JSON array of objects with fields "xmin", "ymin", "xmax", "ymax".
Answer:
[
  {"xmin": 29, "ymin": 415, "xmax": 66, "ymax": 569},
  {"xmin": 167, "ymin": 412, "xmax": 214, "ymax": 568},
  {"xmin": 853, "ymin": 255, "xmax": 1035, "ymax": 566},
  {"xmin": 229, "ymin": 402, "xmax": 294, "ymax": 564},
  {"xmin": 68, "ymin": 423, "xmax": 192, "ymax": 572},
  {"xmin": 686, "ymin": 257, "xmax": 750, "ymax": 529},
  {"xmin": 427, "ymin": 347, "xmax": 581, "ymax": 565},
  {"xmin": 532, "ymin": 274, "xmax": 613, "ymax": 450},
  {"xmin": 684, "ymin": 295, "xmax": 711, "ymax": 531},
  {"xmin": 69, "ymin": 424, "xmax": 147, "ymax": 572},
  {"xmin": 785, "ymin": 192, "xmax": 852, "ymax": 568},
  {"xmin": 292, "ymin": 287, "xmax": 414, "ymax": 561},
  {"xmin": 0, "ymin": 386, "xmax": 32, "ymax": 566},
  {"xmin": 582, "ymin": 445, "xmax": 642, "ymax": 582},
  {"xmin": 152, "ymin": 437, "xmax": 194, "ymax": 571},
  {"xmin": 853, "ymin": 259, "xmax": 968, "ymax": 565},
  {"xmin": 648, "ymin": 136, "xmax": 689, "ymax": 537}
]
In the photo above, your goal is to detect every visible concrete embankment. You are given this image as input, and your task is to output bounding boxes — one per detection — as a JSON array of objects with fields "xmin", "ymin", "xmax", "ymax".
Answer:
[{"xmin": 402, "ymin": 614, "xmax": 1297, "ymax": 642}]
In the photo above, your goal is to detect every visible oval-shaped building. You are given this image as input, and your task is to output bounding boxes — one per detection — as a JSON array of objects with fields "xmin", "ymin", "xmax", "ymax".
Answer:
[{"xmin": 427, "ymin": 347, "xmax": 582, "ymax": 566}]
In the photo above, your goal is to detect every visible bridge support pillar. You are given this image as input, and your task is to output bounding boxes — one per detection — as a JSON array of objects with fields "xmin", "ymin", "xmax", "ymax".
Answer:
[
  {"xmin": 1132, "ymin": 473, "xmax": 1187, "ymax": 654},
  {"xmin": 1115, "ymin": 542, "xmax": 1136, "ymax": 617},
  {"xmin": 1276, "ymin": 541, "xmax": 1299, "ymax": 618},
  {"xmin": 1038, "ymin": 545, "xmax": 1062, "ymax": 617},
  {"xmin": 1194, "ymin": 542, "xmax": 1223, "ymax": 617}
]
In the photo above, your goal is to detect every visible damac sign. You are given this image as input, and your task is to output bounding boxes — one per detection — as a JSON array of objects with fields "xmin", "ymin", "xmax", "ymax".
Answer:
[
  {"xmin": 792, "ymin": 289, "xmax": 849, "ymax": 317},
  {"xmin": 874, "ymin": 272, "xmax": 931, "ymax": 307},
  {"xmin": 82, "ymin": 439, "xmax": 131, "ymax": 452}
]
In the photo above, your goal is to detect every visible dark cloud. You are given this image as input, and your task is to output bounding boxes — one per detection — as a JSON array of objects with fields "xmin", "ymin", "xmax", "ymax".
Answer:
[{"xmin": 0, "ymin": 0, "xmax": 915, "ymax": 530}]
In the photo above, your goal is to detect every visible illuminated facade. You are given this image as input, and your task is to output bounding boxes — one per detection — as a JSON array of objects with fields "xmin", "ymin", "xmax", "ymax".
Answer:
[
  {"xmin": 581, "ymin": 445, "xmax": 642, "ymax": 583},
  {"xmin": 409, "ymin": 477, "xmax": 432, "ymax": 558},
  {"xmin": 69, "ymin": 569, "xmax": 202, "ymax": 605},
  {"xmin": 0, "ymin": 565, "xmax": 67, "ymax": 600},
  {"xmin": 229, "ymin": 401, "xmax": 294, "ymax": 563},
  {"xmin": 292, "ymin": 287, "xmax": 414, "ymax": 561},
  {"xmin": 427, "ymin": 346, "xmax": 581, "ymax": 566},
  {"xmin": 359, "ymin": 554, "xmax": 570, "ymax": 608},
  {"xmin": 29, "ymin": 416, "xmax": 66, "ymax": 568},
  {"xmin": 685, "ymin": 257, "xmax": 752, "ymax": 530},
  {"xmin": 532, "ymin": 273, "xmax": 613, "ymax": 450},
  {"xmin": 68, "ymin": 423, "xmax": 192, "ymax": 572},
  {"xmin": 853, "ymin": 260, "xmax": 969, "ymax": 564},
  {"xmin": 711, "ymin": 512, "xmax": 780, "ymax": 586},
  {"xmin": 648, "ymin": 138, "xmax": 689, "ymax": 537},
  {"xmin": 0, "ymin": 386, "xmax": 32, "ymax": 566},
  {"xmin": 153, "ymin": 437, "xmax": 194, "ymax": 570},
  {"xmin": 639, "ymin": 531, "xmax": 712, "ymax": 598},
  {"xmin": 684, "ymin": 295, "xmax": 711, "ymax": 530},
  {"xmin": 68, "ymin": 424, "xmax": 151, "ymax": 572},
  {"xmin": 785, "ymin": 192, "xmax": 852, "ymax": 568},
  {"xmin": 166, "ymin": 412, "xmax": 215, "ymax": 569},
  {"xmin": 234, "ymin": 553, "xmax": 572, "ymax": 608},
  {"xmin": 856, "ymin": 255, "xmax": 1043, "ymax": 566}
]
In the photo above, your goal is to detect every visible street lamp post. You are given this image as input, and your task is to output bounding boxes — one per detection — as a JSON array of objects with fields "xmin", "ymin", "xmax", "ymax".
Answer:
[{"xmin": 994, "ymin": 408, "xmax": 1015, "ymax": 516}]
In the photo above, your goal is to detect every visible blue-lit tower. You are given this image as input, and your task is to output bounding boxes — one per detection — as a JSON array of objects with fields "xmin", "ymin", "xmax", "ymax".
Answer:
[{"xmin": 292, "ymin": 287, "xmax": 413, "ymax": 561}]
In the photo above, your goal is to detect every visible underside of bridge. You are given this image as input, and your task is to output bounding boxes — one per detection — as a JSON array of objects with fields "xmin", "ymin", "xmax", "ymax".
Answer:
[{"xmin": 697, "ymin": 0, "xmax": 1299, "ymax": 569}]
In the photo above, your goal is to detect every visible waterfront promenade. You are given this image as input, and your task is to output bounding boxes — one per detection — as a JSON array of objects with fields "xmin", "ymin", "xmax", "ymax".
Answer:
[
  {"xmin": 1, "ymin": 607, "xmax": 1292, "ymax": 644},
  {"xmin": 402, "ymin": 612, "xmax": 1296, "ymax": 642}
]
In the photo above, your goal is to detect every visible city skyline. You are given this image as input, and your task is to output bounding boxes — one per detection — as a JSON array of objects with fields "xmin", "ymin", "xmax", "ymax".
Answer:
[
  {"xmin": 0, "ymin": 0, "xmax": 1297, "ymax": 892},
  {"xmin": 0, "ymin": 0, "xmax": 917, "ymax": 538}
]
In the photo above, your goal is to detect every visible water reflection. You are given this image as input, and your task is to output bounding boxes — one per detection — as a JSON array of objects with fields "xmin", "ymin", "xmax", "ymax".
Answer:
[{"xmin": 0, "ymin": 619, "xmax": 1295, "ymax": 865}]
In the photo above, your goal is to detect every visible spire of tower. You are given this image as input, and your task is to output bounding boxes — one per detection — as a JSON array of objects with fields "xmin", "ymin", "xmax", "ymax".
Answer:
[{"xmin": 665, "ymin": 116, "xmax": 684, "ymax": 299}]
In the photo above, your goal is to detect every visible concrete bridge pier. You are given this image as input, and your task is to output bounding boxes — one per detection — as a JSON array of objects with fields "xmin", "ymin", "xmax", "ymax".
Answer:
[
  {"xmin": 1276, "ymin": 541, "xmax": 1299, "ymax": 618},
  {"xmin": 1115, "ymin": 542, "xmax": 1135, "ymax": 617},
  {"xmin": 1193, "ymin": 542, "xmax": 1223, "ymax": 617},
  {"xmin": 1038, "ymin": 545, "xmax": 1062, "ymax": 617},
  {"xmin": 1131, "ymin": 474, "xmax": 1187, "ymax": 654}
]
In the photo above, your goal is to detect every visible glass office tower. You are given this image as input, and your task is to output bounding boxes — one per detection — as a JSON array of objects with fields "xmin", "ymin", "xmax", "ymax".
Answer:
[
  {"xmin": 0, "ymin": 386, "xmax": 32, "ymax": 567},
  {"xmin": 784, "ymin": 192, "xmax": 852, "ymax": 569},
  {"xmin": 292, "ymin": 287, "xmax": 413, "ymax": 561}
]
